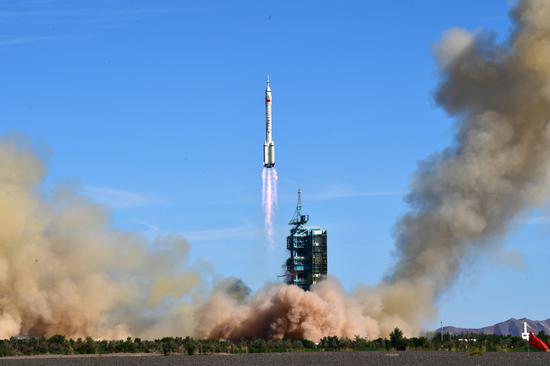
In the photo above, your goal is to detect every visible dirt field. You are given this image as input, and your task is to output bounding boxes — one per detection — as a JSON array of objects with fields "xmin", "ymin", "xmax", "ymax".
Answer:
[{"xmin": 0, "ymin": 351, "xmax": 549, "ymax": 366}]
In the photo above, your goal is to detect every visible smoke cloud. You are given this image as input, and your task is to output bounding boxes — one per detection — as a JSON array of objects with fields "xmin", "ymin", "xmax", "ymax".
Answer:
[
  {"xmin": 195, "ymin": 278, "xmax": 436, "ymax": 341},
  {"xmin": 196, "ymin": 0, "xmax": 550, "ymax": 341},
  {"xmin": 0, "ymin": 138, "xmax": 204, "ymax": 339},
  {"xmin": 390, "ymin": 0, "xmax": 550, "ymax": 300}
]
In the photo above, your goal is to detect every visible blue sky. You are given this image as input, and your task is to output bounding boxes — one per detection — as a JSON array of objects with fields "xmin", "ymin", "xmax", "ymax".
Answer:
[{"xmin": 2, "ymin": 0, "xmax": 548, "ymax": 330}]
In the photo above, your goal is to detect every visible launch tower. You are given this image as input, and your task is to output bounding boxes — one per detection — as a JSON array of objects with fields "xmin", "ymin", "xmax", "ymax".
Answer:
[{"xmin": 285, "ymin": 190, "xmax": 327, "ymax": 291}]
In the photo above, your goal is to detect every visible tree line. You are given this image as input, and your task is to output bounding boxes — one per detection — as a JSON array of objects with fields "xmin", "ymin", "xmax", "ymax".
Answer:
[{"xmin": 0, "ymin": 328, "xmax": 546, "ymax": 357}]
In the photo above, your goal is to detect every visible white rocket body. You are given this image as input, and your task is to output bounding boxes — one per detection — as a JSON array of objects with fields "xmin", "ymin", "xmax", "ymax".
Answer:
[{"xmin": 263, "ymin": 78, "xmax": 275, "ymax": 168}]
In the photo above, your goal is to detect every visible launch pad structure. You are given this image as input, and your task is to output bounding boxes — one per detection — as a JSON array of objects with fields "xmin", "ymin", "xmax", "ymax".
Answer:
[{"xmin": 285, "ymin": 190, "xmax": 328, "ymax": 291}]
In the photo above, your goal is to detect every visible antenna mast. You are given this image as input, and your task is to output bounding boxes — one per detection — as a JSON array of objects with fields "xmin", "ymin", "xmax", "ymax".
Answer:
[{"xmin": 289, "ymin": 189, "xmax": 308, "ymax": 226}]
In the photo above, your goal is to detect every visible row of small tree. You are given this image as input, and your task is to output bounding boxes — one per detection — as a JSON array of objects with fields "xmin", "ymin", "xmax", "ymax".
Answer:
[{"xmin": 0, "ymin": 328, "xmax": 545, "ymax": 357}]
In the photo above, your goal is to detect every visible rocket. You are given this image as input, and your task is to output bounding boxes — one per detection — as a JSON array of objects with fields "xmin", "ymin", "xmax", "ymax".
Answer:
[{"xmin": 263, "ymin": 76, "xmax": 275, "ymax": 168}]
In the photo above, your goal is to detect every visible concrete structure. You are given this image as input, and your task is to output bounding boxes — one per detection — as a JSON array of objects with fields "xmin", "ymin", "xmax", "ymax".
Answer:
[
  {"xmin": 285, "ymin": 190, "xmax": 327, "ymax": 290},
  {"xmin": 263, "ymin": 76, "xmax": 275, "ymax": 168}
]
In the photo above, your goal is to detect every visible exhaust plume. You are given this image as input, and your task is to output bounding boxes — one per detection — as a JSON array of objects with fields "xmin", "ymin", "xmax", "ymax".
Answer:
[
  {"xmin": 197, "ymin": 0, "xmax": 550, "ymax": 341},
  {"xmin": 261, "ymin": 168, "xmax": 279, "ymax": 247}
]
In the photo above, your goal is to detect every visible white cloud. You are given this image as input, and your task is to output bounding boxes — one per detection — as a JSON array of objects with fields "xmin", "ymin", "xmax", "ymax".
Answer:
[
  {"xmin": 0, "ymin": 36, "xmax": 66, "ymax": 47},
  {"xmin": 135, "ymin": 220, "xmax": 260, "ymax": 243},
  {"xmin": 81, "ymin": 185, "xmax": 165, "ymax": 209},
  {"xmin": 135, "ymin": 220, "xmax": 161, "ymax": 239},
  {"xmin": 304, "ymin": 183, "xmax": 406, "ymax": 202},
  {"xmin": 181, "ymin": 225, "xmax": 260, "ymax": 243}
]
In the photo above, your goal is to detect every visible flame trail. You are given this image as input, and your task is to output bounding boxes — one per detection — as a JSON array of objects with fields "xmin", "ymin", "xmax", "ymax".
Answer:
[
  {"xmin": 261, "ymin": 168, "xmax": 267, "ymax": 208},
  {"xmin": 272, "ymin": 168, "xmax": 279, "ymax": 206},
  {"xmin": 261, "ymin": 168, "xmax": 278, "ymax": 247},
  {"xmin": 265, "ymin": 168, "xmax": 273, "ymax": 245}
]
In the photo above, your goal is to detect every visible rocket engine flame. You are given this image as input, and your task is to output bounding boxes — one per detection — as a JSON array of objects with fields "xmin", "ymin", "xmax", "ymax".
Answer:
[{"xmin": 262, "ymin": 167, "xmax": 278, "ymax": 247}]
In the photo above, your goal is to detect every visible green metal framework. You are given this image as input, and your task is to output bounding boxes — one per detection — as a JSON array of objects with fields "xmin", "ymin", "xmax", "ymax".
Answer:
[{"xmin": 285, "ymin": 190, "xmax": 327, "ymax": 291}]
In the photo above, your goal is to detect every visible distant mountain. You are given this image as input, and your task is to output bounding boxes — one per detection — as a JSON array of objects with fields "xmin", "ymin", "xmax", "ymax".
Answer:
[{"xmin": 439, "ymin": 318, "xmax": 550, "ymax": 337}]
